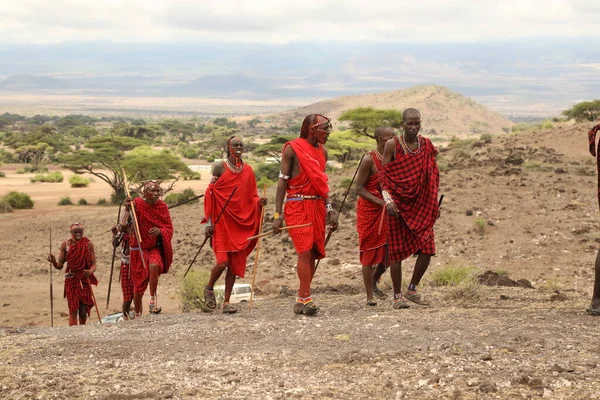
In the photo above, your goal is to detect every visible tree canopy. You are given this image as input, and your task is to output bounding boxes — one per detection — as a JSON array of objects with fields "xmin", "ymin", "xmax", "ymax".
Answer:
[
  {"xmin": 563, "ymin": 100, "xmax": 600, "ymax": 122},
  {"xmin": 339, "ymin": 107, "xmax": 403, "ymax": 138}
]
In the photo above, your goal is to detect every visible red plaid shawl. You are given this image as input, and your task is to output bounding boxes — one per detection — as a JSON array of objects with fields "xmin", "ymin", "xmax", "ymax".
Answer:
[
  {"xmin": 588, "ymin": 124, "xmax": 600, "ymax": 210},
  {"xmin": 130, "ymin": 197, "xmax": 174, "ymax": 273},
  {"xmin": 356, "ymin": 151, "xmax": 386, "ymax": 252},
  {"xmin": 64, "ymin": 237, "xmax": 97, "ymax": 314},
  {"xmin": 380, "ymin": 136, "xmax": 440, "ymax": 260}
]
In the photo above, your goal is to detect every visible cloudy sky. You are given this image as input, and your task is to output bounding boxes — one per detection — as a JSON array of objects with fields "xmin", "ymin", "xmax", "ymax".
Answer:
[{"xmin": 1, "ymin": 0, "xmax": 599, "ymax": 43}]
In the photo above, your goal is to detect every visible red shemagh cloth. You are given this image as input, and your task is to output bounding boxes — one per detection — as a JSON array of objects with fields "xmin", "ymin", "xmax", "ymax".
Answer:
[
  {"xmin": 283, "ymin": 138, "xmax": 329, "ymax": 258},
  {"xmin": 356, "ymin": 151, "xmax": 387, "ymax": 265},
  {"xmin": 380, "ymin": 136, "xmax": 440, "ymax": 262},
  {"xmin": 201, "ymin": 164, "xmax": 261, "ymax": 278},
  {"xmin": 129, "ymin": 197, "xmax": 174, "ymax": 273}
]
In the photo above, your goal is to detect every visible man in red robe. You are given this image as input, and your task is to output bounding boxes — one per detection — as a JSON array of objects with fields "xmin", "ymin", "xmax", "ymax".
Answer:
[
  {"xmin": 202, "ymin": 136, "xmax": 266, "ymax": 314},
  {"xmin": 273, "ymin": 114, "xmax": 339, "ymax": 316},
  {"xmin": 380, "ymin": 108, "xmax": 440, "ymax": 309},
  {"xmin": 47, "ymin": 223, "xmax": 98, "ymax": 326},
  {"xmin": 112, "ymin": 218, "xmax": 133, "ymax": 319},
  {"xmin": 123, "ymin": 181, "xmax": 173, "ymax": 317},
  {"xmin": 355, "ymin": 126, "xmax": 396, "ymax": 306}
]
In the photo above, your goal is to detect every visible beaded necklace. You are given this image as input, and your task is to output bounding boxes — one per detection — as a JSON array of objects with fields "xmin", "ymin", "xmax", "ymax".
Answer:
[
  {"xmin": 225, "ymin": 158, "xmax": 244, "ymax": 174},
  {"xmin": 372, "ymin": 149, "xmax": 383, "ymax": 161},
  {"xmin": 401, "ymin": 134, "xmax": 422, "ymax": 155}
]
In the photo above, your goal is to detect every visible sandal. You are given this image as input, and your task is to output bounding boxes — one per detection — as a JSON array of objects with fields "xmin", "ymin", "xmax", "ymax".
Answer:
[
  {"xmin": 404, "ymin": 289, "xmax": 430, "ymax": 306},
  {"xmin": 303, "ymin": 302, "xmax": 320, "ymax": 316},
  {"xmin": 366, "ymin": 299, "xmax": 377, "ymax": 307},
  {"xmin": 222, "ymin": 303, "xmax": 238, "ymax": 314},
  {"xmin": 148, "ymin": 302, "xmax": 162, "ymax": 314},
  {"xmin": 392, "ymin": 296, "xmax": 410, "ymax": 309},
  {"xmin": 204, "ymin": 285, "xmax": 217, "ymax": 310},
  {"xmin": 372, "ymin": 286, "xmax": 387, "ymax": 300},
  {"xmin": 293, "ymin": 302, "xmax": 306, "ymax": 315},
  {"xmin": 586, "ymin": 308, "xmax": 600, "ymax": 316}
]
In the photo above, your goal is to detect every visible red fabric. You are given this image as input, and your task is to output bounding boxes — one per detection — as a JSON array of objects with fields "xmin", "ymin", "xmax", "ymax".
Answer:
[
  {"xmin": 380, "ymin": 136, "xmax": 440, "ymax": 262},
  {"xmin": 283, "ymin": 138, "xmax": 329, "ymax": 258},
  {"xmin": 64, "ymin": 237, "xmax": 97, "ymax": 315},
  {"xmin": 201, "ymin": 164, "xmax": 262, "ymax": 278},
  {"xmin": 120, "ymin": 261, "xmax": 133, "ymax": 303},
  {"xmin": 588, "ymin": 124, "xmax": 600, "ymax": 209},
  {"xmin": 130, "ymin": 248, "xmax": 163, "ymax": 295},
  {"xmin": 129, "ymin": 197, "xmax": 173, "ymax": 272},
  {"xmin": 360, "ymin": 245, "xmax": 387, "ymax": 266},
  {"xmin": 356, "ymin": 151, "xmax": 387, "ymax": 262}
]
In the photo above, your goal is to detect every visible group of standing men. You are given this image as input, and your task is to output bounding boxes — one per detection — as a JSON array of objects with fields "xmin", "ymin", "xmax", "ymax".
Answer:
[{"xmin": 47, "ymin": 108, "xmax": 443, "ymax": 324}]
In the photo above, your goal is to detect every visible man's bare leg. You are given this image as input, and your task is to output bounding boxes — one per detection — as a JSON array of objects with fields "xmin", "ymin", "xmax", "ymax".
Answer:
[
  {"xmin": 68, "ymin": 312, "xmax": 78, "ymax": 326},
  {"xmin": 588, "ymin": 250, "xmax": 600, "ymax": 314},
  {"xmin": 362, "ymin": 265, "xmax": 376, "ymax": 305},
  {"xmin": 222, "ymin": 269, "xmax": 238, "ymax": 314},
  {"xmin": 390, "ymin": 261, "xmax": 409, "ymax": 309},
  {"xmin": 78, "ymin": 303, "xmax": 87, "ymax": 325},
  {"xmin": 372, "ymin": 263, "xmax": 388, "ymax": 299},
  {"xmin": 295, "ymin": 250, "xmax": 319, "ymax": 315},
  {"xmin": 122, "ymin": 300, "xmax": 132, "ymax": 320},
  {"xmin": 405, "ymin": 254, "xmax": 432, "ymax": 305},
  {"xmin": 204, "ymin": 262, "xmax": 227, "ymax": 310},
  {"xmin": 148, "ymin": 264, "xmax": 161, "ymax": 313},
  {"xmin": 133, "ymin": 293, "xmax": 143, "ymax": 317}
]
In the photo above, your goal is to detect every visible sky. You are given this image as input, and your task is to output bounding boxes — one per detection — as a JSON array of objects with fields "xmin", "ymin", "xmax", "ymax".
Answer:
[{"xmin": 1, "ymin": 0, "xmax": 599, "ymax": 44}]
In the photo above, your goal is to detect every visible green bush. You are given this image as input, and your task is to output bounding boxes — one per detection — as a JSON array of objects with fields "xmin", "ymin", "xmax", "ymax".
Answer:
[
  {"xmin": 164, "ymin": 188, "xmax": 199, "ymax": 207},
  {"xmin": 0, "ymin": 198, "xmax": 13, "ymax": 213},
  {"xmin": 30, "ymin": 171, "xmax": 64, "ymax": 183},
  {"xmin": 58, "ymin": 196, "xmax": 73, "ymax": 206},
  {"xmin": 540, "ymin": 120, "xmax": 554, "ymax": 130},
  {"xmin": 78, "ymin": 198, "xmax": 88, "ymax": 206},
  {"xmin": 256, "ymin": 176, "xmax": 275, "ymax": 188},
  {"xmin": 69, "ymin": 175, "xmax": 90, "ymax": 188},
  {"xmin": 179, "ymin": 270, "xmax": 210, "ymax": 312},
  {"xmin": 479, "ymin": 133, "xmax": 492, "ymax": 142},
  {"xmin": 182, "ymin": 171, "xmax": 201, "ymax": 180},
  {"xmin": 97, "ymin": 198, "xmax": 108, "ymax": 206},
  {"xmin": 0, "ymin": 171, "xmax": 5, "ymax": 178},
  {"xmin": 474, "ymin": 217, "xmax": 486, "ymax": 235},
  {"xmin": 255, "ymin": 162, "xmax": 279, "ymax": 181},
  {"xmin": 3, "ymin": 191, "xmax": 34, "ymax": 209},
  {"xmin": 428, "ymin": 264, "xmax": 479, "ymax": 287},
  {"xmin": 17, "ymin": 166, "xmax": 48, "ymax": 174}
]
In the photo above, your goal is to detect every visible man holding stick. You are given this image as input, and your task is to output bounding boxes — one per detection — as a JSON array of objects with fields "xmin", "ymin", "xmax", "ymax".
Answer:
[
  {"xmin": 122, "ymin": 181, "xmax": 173, "ymax": 317},
  {"xmin": 202, "ymin": 137, "xmax": 267, "ymax": 314},
  {"xmin": 380, "ymin": 108, "xmax": 440, "ymax": 309},
  {"xmin": 355, "ymin": 126, "xmax": 396, "ymax": 306},
  {"xmin": 47, "ymin": 223, "xmax": 98, "ymax": 326},
  {"xmin": 273, "ymin": 114, "xmax": 339, "ymax": 316},
  {"xmin": 111, "ymin": 218, "xmax": 134, "ymax": 319}
]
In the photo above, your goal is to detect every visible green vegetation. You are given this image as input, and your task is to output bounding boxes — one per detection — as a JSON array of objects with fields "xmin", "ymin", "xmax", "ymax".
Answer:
[
  {"xmin": 256, "ymin": 176, "xmax": 275, "ymax": 188},
  {"xmin": 474, "ymin": 217, "xmax": 487, "ymax": 235},
  {"xmin": 524, "ymin": 161, "xmax": 553, "ymax": 172},
  {"xmin": 69, "ymin": 174, "xmax": 90, "ymax": 188},
  {"xmin": 339, "ymin": 178, "xmax": 353, "ymax": 189},
  {"xmin": 0, "ymin": 198, "xmax": 13, "ymax": 213},
  {"xmin": 30, "ymin": 171, "xmax": 64, "ymax": 183},
  {"xmin": 338, "ymin": 107, "xmax": 403, "ymax": 137},
  {"xmin": 0, "ymin": 171, "xmax": 5, "ymax": 178},
  {"xmin": 2, "ymin": 191, "xmax": 34, "ymax": 209},
  {"xmin": 445, "ymin": 278, "xmax": 483, "ymax": 301},
  {"xmin": 97, "ymin": 198, "xmax": 108, "ymax": 206},
  {"xmin": 78, "ymin": 198, "xmax": 88, "ymax": 206},
  {"xmin": 57, "ymin": 196, "xmax": 73, "ymax": 206},
  {"xmin": 179, "ymin": 270, "xmax": 211, "ymax": 312},
  {"xmin": 164, "ymin": 188, "xmax": 199, "ymax": 207},
  {"xmin": 563, "ymin": 99, "xmax": 600, "ymax": 122},
  {"xmin": 428, "ymin": 264, "xmax": 479, "ymax": 287},
  {"xmin": 479, "ymin": 133, "xmax": 492, "ymax": 142}
]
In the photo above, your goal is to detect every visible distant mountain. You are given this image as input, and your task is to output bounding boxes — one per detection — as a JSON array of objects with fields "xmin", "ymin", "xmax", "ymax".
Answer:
[
  {"xmin": 271, "ymin": 86, "xmax": 514, "ymax": 136},
  {"xmin": 0, "ymin": 74, "xmax": 69, "ymax": 91}
]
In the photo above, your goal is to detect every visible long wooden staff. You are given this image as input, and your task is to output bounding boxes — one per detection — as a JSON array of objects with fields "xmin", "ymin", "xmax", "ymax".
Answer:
[
  {"xmin": 248, "ymin": 185, "xmax": 267, "ymax": 310},
  {"xmin": 106, "ymin": 202, "xmax": 122, "ymax": 309},
  {"xmin": 122, "ymin": 168, "xmax": 148, "ymax": 274},
  {"xmin": 314, "ymin": 153, "xmax": 365, "ymax": 272},
  {"xmin": 49, "ymin": 227, "xmax": 54, "ymax": 327},
  {"xmin": 183, "ymin": 186, "xmax": 238, "ymax": 278},
  {"xmin": 88, "ymin": 278, "xmax": 102, "ymax": 323},
  {"xmin": 247, "ymin": 223, "xmax": 312, "ymax": 240}
]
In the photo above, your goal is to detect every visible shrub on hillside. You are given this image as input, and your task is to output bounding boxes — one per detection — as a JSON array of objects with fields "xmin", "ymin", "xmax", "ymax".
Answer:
[
  {"xmin": 78, "ymin": 198, "xmax": 88, "ymax": 205},
  {"xmin": 97, "ymin": 198, "xmax": 108, "ymax": 206},
  {"xmin": 0, "ymin": 171, "xmax": 5, "ymax": 178},
  {"xmin": 57, "ymin": 196, "xmax": 73, "ymax": 206},
  {"xmin": 69, "ymin": 175, "xmax": 90, "ymax": 188},
  {"xmin": 179, "ymin": 270, "xmax": 210, "ymax": 312},
  {"xmin": 0, "ymin": 198, "xmax": 13, "ymax": 213},
  {"xmin": 428, "ymin": 264, "xmax": 479, "ymax": 287},
  {"xmin": 30, "ymin": 171, "xmax": 64, "ymax": 183},
  {"xmin": 3, "ymin": 191, "xmax": 34, "ymax": 209}
]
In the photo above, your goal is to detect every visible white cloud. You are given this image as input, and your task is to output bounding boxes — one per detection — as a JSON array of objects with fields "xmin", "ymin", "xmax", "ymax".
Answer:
[{"xmin": 0, "ymin": 0, "xmax": 598, "ymax": 43}]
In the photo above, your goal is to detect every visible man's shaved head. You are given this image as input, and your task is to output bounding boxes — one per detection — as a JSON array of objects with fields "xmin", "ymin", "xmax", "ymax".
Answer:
[
  {"xmin": 374, "ymin": 126, "xmax": 395, "ymax": 139},
  {"xmin": 402, "ymin": 108, "xmax": 421, "ymax": 121}
]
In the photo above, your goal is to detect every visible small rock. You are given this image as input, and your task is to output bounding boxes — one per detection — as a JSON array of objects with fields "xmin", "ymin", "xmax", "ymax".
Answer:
[
  {"xmin": 2, "ymin": 303, "xmax": 9, "ymax": 307},
  {"xmin": 329, "ymin": 258, "xmax": 341, "ymax": 266},
  {"xmin": 550, "ymin": 363, "xmax": 566, "ymax": 373},
  {"xmin": 481, "ymin": 353, "xmax": 493, "ymax": 361},
  {"xmin": 517, "ymin": 279, "xmax": 534, "ymax": 289},
  {"xmin": 500, "ymin": 295, "xmax": 510, "ymax": 300},
  {"xmin": 466, "ymin": 378, "xmax": 479, "ymax": 387},
  {"xmin": 478, "ymin": 381, "xmax": 497, "ymax": 393},
  {"xmin": 550, "ymin": 293, "xmax": 568, "ymax": 302},
  {"xmin": 465, "ymin": 210, "xmax": 473, "ymax": 216}
]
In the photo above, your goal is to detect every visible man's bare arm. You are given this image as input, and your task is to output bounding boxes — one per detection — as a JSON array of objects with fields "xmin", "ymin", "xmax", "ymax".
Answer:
[{"xmin": 355, "ymin": 155, "xmax": 384, "ymax": 206}]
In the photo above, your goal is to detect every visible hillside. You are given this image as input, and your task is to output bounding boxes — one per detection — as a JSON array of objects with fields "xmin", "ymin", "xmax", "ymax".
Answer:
[{"xmin": 269, "ymin": 86, "xmax": 514, "ymax": 136}]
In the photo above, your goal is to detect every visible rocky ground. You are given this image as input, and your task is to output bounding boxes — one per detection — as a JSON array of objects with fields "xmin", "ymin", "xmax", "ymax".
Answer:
[{"xmin": 1, "ymin": 287, "xmax": 599, "ymax": 400}]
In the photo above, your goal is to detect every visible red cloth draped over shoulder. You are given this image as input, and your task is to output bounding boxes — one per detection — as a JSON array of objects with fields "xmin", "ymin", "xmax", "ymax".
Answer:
[
  {"xmin": 65, "ymin": 237, "xmax": 98, "ymax": 285},
  {"xmin": 130, "ymin": 197, "xmax": 174, "ymax": 273},
  {"xmin": 201, "ymin": 164, "xmax": 261, "ymax": 276},
  {"xmin": 356, "ymin": 152, "xmax": 387, "ymax": 254},
  {"xmin": 379, "ymin": 136, "xmax": 439, "ymax": 261},
  {"xmin": 283, "ymin": 138, "xmax": 329, "ymax": 258}
]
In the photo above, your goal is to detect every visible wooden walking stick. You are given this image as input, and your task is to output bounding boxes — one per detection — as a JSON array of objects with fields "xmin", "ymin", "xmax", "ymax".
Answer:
[
  {"xmin": 314, "ymin": 153, "xmax": 365, "ymax": 272},
  {"xmin": 88, "ymin": 278, "xmax": 102, "ymax": 324},
  {"xmin": 246, "ymin": 223, "xmax": 313, "ymax": 240},
  {"xmin": 106, "ymin": 202, "xmax": 122, "ymax": 309},
  {"xmin": 248, "ymin": 185, "xmax": 267, "ymax": 310},
  {"xmin": 122, "ymin": 168, "xmax": 148, "ymax": 274},
  {"xmin": 49, "ymin": 227, "xmax": 54, "ymax": 327},
  {"xmin": 183, "ymin": 186, "xmax": 238, "ymax": 278}
]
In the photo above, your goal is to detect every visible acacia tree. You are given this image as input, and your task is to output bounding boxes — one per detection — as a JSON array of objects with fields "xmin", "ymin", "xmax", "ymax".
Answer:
[
  {"xmin": 563, "ymin": 100, "xmax": 600, "ymax": 122},
  {"xmin": 338, "ymin": 107, "xmax": 403, "ymax": 138},
  {"xmin": 15, "ymin": 143, "xmax": 52, "ymax": 171},
  {"xmin": 327, "ymin": 131, "xmax": 374, "ymax": 163},
  {"xmin": 253, "ymin": 135, "xmax": 295, "ymax": 162}
]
